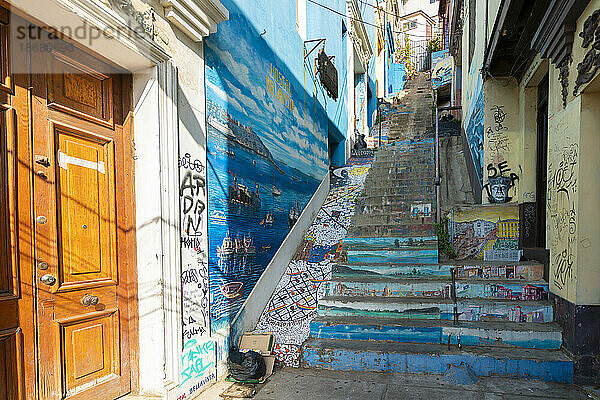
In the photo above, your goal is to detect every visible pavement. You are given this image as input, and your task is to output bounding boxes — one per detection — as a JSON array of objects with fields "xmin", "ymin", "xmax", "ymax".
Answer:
[{"xmin": 197, "ymin": 367, "xmax": 595, "ymax": 400}]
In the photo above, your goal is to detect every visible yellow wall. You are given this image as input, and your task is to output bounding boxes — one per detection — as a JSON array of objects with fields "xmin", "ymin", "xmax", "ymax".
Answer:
[
  {"xmin": 546, "ymin": 93, "xmax": 580, "ymax": 302},
  {"xmin": 482, "ymin": 79, "xmax": 520, "ymax": 204}
]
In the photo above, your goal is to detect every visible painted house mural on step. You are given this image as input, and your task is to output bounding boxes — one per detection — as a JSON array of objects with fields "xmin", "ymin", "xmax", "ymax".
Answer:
[
  {"xmin": 449, "ymin": 204, "xmax": 521, "ymax": 260},
  {"xmin": 204, "ymin": 9, "xmax": 329, "ymax": 332}
]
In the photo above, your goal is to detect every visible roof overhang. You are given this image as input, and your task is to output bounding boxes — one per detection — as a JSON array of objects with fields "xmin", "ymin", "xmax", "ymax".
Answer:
[
  {"xmin": 530, "ymin": 0, "xmax": 591, "ymax": 67},
  {"xmin": 483, "ymin": 0, "xmax": 591, "ymax": 82}
]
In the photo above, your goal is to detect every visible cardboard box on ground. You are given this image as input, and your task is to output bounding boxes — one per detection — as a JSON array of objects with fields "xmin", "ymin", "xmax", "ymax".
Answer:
[{"xmin": 229, "ymin": 333, "xmax": 275, "ymax": 384}]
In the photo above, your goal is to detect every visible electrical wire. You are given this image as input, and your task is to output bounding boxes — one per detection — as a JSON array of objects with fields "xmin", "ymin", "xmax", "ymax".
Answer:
[
  {"xmin": 358, "ymin": 0, "xmax": 438, "ymax": 28},
  {"xmin": 306, "ymin": 0, "xmax": 435, "ymax": 40}
]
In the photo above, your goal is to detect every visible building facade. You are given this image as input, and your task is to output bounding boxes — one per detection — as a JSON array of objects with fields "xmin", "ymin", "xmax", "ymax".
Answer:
[{"xmin": 449, "ymin": 0, "xmax": 600, "ymax": 382}]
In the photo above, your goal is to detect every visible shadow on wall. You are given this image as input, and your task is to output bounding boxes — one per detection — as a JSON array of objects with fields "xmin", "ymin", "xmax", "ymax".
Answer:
[{"xmin": 198, "ymin": 0, "xmax": 341, "ymax": 358}]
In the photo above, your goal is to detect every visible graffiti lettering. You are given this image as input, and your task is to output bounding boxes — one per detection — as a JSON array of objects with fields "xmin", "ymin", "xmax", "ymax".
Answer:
[
  {"xmin": 547, "ymin": 142, "xmax": 579, "ymax": 290},
  {"xmin": 181, "ymin": 237, "xmax": 203, "ymax": 249},
  {"xmin": 181, "ymin": 171, "xmax": 206, "ymax": 237},
  {"xmin": 180, "ymin": 339, "xmax": 215, "ymax": 386},
  {"xmin": 490, "ymin": 105, "xmax": 508, "ymax": 129},
  {"xmin": 482, "ymin": 161, "xmax": 519, "ymax": 203},
  {"xmin": 553, "ymin": 247, "xmax": 574, "ymax": 290},
  {"xmin": 547, "ymin": 143, "xmax": 578, "ymax": 195},
  {"xmin": 179, "ymin": 154, "xmax": 209, "ymax": 341},
  {"xmin": 179, "ymin": 153, "xmax": 205, "ymax": 173},
  {"xmin": 181, "ymin": 269, "xmax": 199, "ymax": 284},
  {"xmin": 183, "ymin": 326, "xmax": 205, "ymax": 339}
]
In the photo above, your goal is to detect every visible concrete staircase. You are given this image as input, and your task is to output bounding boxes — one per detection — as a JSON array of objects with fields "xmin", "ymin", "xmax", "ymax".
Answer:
[{"xmin": 300, "ymin": 137, "xmax": 573, "ymax": 383}]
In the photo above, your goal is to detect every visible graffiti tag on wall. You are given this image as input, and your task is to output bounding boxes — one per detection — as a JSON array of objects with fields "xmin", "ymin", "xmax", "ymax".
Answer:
[
  {"xmin": 486, "ymin": 104, "xmax": 511, "ymax": 161},
  {"xmin": 547, "ymin": 142, "xmax": 579, "ymax": 291},
  {"xmin": 180, "ymin": 154, "xmax": 210, "ymax": 339},
  {"xmin": 483, "ymin": 161, "xmax": 519, "ymax": 203},
  {"xmin": 180, "ymin": 338, "xmax": 216, "ymax": 387}
]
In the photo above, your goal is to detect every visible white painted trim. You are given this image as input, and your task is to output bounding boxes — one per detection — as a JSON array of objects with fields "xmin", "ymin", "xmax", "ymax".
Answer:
[
  {"xmin": 157, "ymin": 60, "xmax": 184, "ymax": 388},
  {"xmin": 9, "ymin": 0, "xmax": 170, "ymax": 70},
  {"xmin": 160, "ymin": 0, "xmax": 228, "ymax": 42},
  {"xmin": 230, "ymin": 172, "xmax": 331, "ymax": 341}
]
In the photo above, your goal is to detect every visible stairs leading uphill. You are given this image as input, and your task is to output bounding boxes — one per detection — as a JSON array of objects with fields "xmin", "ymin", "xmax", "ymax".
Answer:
[{"xmin": 300, "ymin": 137, "xmax": 573, "ymax": 383}]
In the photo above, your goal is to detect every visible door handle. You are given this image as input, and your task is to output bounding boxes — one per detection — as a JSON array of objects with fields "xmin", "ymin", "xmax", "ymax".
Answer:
[{"xmin": 80, "ymin": 294, "xmax": 99, "ymax": 307}]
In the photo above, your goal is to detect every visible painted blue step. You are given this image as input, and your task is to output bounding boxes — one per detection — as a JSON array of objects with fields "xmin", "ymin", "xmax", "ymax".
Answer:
[
  {"xmin": 309, "ymin": 316, "xmax": 563, "ymax": 349},
  {"xmin": 326, "ymin": 277, "xmax": 549, "ymax": 301},
  {"xmin": 301, "ymin": 338, "xmax": 573, "ymax": 383},
  {"xmin": 317, "ymin": 296, "xmax": 554, "ymax": 323},
  {"xmin": 342, "ymin": 236, "xmax": 438, "ymax": 250},
  {"xmin": 333, "ymin": 261, "xmax": 544, "ymax": 281},
  {"xmin": 346, "ymin": 249, "xmax": 439, "ymax": 264}
]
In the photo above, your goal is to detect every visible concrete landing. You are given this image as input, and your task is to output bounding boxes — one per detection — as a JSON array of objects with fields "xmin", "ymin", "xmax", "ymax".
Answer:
[
  {"xmin": 196, "ymin": 368, "xmax": 590, "ymax": 400},
  {"xmin": 301, "ymin": 338, "xmax": 573, "ymax": 383}
]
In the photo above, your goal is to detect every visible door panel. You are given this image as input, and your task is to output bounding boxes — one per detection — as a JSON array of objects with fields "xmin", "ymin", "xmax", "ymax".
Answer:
[
  {"xmin": 61, "ymin": 311, "xmax": 119, "ymax": 395},
  {"xmin": 56, "ymin": 127, "xmax": 117, "ymax": 289},
  {"xmin": 29, "ymin": 27, "xmax": 133, "ymax": 400},
  {"xmin": 47, "ymin": 51, "xmax": 113, "ymax": 126}
]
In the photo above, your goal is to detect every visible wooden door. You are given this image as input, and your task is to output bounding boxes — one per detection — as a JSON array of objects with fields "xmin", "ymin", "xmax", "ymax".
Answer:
[{"xmin": 28, "ymin": 28, "xmax": 135, "ymax": 400}]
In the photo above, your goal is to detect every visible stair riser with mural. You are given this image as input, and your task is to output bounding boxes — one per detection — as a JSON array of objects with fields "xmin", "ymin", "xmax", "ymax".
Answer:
[
  {"xmin": 309, "ymin": 321, "xmax": 562, "ymax": 349},
  {"xmin": 317, "ymin": 300, "xmax": 554, "ymax": 323},
  {"xmin": 333, "ymin": 263, "xmax": 544, "ymax": 280},
  {"xmin": 326, "ymin": 280, "xmax": 549, "ymax": 300},
  {"xmin": 301, "ymin": 342, "xmax": 573, "ymax": 383}
]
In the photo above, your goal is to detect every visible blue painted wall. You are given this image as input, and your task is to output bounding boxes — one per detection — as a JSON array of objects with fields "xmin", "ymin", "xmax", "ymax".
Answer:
[
  {"xmin": 388, "ymin": 61, "xmax": 406, "ymax": 95},
  {"xmin": 204, "ymin": 0, "xmax": 359, "ymax": 333}
]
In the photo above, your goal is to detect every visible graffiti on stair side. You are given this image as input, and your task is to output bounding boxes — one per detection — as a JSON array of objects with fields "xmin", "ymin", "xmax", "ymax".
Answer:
[
  {"xmin": 254, "ymin": 154, "xmax": 373, "ymax": 367},
  {"xmin": 454, "ymin": 263, "xmax": 543, "ymax": 281},
  {"xmin": 449, "ymin": 204, "xmax": 520, "ymax": 260}
]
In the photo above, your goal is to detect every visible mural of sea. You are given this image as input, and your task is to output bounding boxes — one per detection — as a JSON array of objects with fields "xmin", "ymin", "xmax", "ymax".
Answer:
[{"xmin": 204, "ymin": 8, "xmax": 329, "ymax": 332}]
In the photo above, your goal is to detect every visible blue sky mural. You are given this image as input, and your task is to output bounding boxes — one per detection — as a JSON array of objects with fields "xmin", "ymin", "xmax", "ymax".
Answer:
[{"xmin": 204, "ymin": 7, "xmax": 329, "ymax": 332}]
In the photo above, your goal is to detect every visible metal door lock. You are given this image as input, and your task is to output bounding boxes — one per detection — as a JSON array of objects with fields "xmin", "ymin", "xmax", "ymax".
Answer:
[
  {"xmin": 36, "ymin": 170, "xmax": 48, "ymax": 180},
  {"xmin": 40, "ymin": 274, "xmax": 56, "ymax": 286},
  {"xmin": 37, "ymin": 261, "xmax": 49, "ymax": 270},
  {"xmin": 80, "ymin": 294, "xmax": 99, "ymax": 307},
  {"xmin": 35, "ymin": 155, "xmax": 50, "ymax": 167}
]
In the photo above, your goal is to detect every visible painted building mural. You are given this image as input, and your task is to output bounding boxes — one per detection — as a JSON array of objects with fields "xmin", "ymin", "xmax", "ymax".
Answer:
[
  {"xmin": 449, "ymin": 204, "xmax": 521, "ymax": 260},
  {"xmin": 204, "ymin": 8, "xmax": 329, "ymax": 333}
]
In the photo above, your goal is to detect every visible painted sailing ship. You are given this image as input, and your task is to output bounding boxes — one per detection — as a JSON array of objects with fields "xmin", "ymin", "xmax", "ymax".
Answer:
[
  {"xmin": 217, "ymin": 231, "xmax": 234, "ymax": 259},
  {"xmin": 243, "ymin": 234, "xmax": 256, "ymax": 254},
  {"xmin": 265, "ymin": 212, "xmax": 274, "ymax": 226}
]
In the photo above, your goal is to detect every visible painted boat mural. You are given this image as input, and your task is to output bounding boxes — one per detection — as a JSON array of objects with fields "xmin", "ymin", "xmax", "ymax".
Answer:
[{"xmin": 204, "ymin": 9, "xmax": 329, "ymax": 332}]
